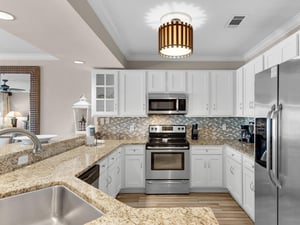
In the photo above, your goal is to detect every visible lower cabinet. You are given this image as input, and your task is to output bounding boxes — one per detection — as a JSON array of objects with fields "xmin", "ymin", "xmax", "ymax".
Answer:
[
  {"xmin": 191, "ymin": 146, "xmax": 223, "ymax": 188},
  {"xmin": 98, "ymin": 147, "xmax": 122, "ymax": 198},
  {"xmin": 123, "ymin": 145, "xmax": 145, "ymax": 190},
  {"xmin": 97, "ymin": 143, "xmax": 254, "ymax": 221},
  {"xmin": 225, "ymin": 147, "xmax": 243, "ymax": 206},
  {"xmin": 243, "ymin": 156, "xmax": 255, "ymax": 220}
]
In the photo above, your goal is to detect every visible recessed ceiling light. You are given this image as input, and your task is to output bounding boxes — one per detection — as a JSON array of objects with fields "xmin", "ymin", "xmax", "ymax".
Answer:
[
  {"xmin": 0, "ymin": 11, "xmax": 15, "ymax": 21},
  {"xmin": 74, "ymin": 60, "xmax": 85, "ymax": 64}
]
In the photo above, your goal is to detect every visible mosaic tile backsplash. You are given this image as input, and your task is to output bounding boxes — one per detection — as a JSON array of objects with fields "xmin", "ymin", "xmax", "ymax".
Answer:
[{"xmin": 96, "ymin": 115, "xmax": 253, "ymax": 140}]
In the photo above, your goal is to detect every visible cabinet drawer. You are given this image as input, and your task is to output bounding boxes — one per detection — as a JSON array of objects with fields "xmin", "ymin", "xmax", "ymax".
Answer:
[
  {"xmin": 191, "ymin": 147, "xmax": 222, "ymax": 155},
  {"xmin": 243, "ymin": 156, "xmax": 254, "ymax": 171},
  {"xmin": 125, "ymin": 145, "xmax": 145, "ymax": 155},
  {"xmin": 226, "ymin": 147, "xmax": 242, "ymax": 163}
]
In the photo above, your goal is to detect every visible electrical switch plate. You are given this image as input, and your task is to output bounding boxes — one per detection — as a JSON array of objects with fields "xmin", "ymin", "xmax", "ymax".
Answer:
[
  {"xmin": 222, "ymin": 123, "xmax": 227, "ymax": 130},
  {"xmin": 100, "ymin": 118, "xmax": 105, "ymax": 125},
  {"xmin": 129, "ymin": 123, "xmax": 135, "ymax": 132},
  {"xmin": 18, "ymin": 154, "xmax": 28, "ymax": 165}
]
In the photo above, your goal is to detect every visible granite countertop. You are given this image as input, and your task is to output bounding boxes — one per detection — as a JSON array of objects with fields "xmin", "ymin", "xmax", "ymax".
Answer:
[
  {"xmin": 189, "ymin": 139, "xmax": 254, "ymax": 158},
  {"xmin": 0, "ymin": 140, "xmax": 219, "ymax": 225}
]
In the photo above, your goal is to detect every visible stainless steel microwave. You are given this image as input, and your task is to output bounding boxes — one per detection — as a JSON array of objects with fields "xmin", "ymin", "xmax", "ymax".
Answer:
[{"xmin": 147, "ymin": 93, "xmax": 188, "ymax": 114}]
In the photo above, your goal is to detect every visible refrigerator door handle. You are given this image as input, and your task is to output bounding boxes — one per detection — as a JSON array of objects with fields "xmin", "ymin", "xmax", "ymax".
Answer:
[
  {"xmin": 271, "ymin": 104, "xmax": 282, "ymax": 189},
  {"xmin": 267, "ymin": 104, "xmax": 278, "ymax": 187}
]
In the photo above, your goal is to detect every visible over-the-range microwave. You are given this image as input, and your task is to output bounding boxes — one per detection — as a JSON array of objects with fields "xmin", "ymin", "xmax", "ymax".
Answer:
[{"xmin": 147, "ymin": 93, "xmax": 188, "ymax": 115}]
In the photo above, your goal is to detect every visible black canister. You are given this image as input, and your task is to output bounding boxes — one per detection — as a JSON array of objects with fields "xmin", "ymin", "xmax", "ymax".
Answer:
[{"xmin": 191, "ymin": 124, "xmax": 198, "ymax": 140}]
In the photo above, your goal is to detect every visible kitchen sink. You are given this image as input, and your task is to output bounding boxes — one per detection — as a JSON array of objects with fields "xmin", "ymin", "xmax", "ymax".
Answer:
[{"xmin": 0, "ymin": 185, "xmax": 103, "ymax": 225}]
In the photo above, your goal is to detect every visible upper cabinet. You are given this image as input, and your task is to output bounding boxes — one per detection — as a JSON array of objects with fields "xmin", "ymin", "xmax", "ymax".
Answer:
[
  {"xmin": 92, "ymin": 70, "xmax": 118, "ymax": 116},
  {"xmin": 187, "ymin": 70, "xmax": 210, "ymax": 116},
  {"xmin": 147, "ymin": 70, "xmax": 187, "ymax": 93},
  {"xmin": 235, "ymin": 68, "xmax": 244, "ymax": 117},
  {"xmin": 167, "ymin": 70, "xmax": 187, "ymax": 92},
  {"xmin": 281, "ymin": 32, "xmax": 299, "ymax": 63},
  {"xmin": 264, "ymin": 32, "xmax": 299, "ymax": 69},
  {"xmin": 235, "ymin": 55, "xmax": 263, "ymax": 117},
  {"xmin": 147, "ymin": 70, "xmax": 166, "ymax": 92},
  {"xmin": 119, "ymin": 70, "xmax": 146, "ymax": 117},
  {"xmin": 243, "ymin": 63, "xmax": 255, "ymax": 117},
  {"xmin": 187, "ymin": 70, "xmax": 234, "ymax": 117},
  {"xmin": 210, "ymin": 71, "xmax": 234, "ymax": 116}
]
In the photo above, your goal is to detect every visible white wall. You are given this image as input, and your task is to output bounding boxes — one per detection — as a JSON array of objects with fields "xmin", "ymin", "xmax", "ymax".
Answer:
[
  {"xmin": 40, "ymin": 61, "xmax": 91, "ymax": 136},
  {"xmin": 0, "ymin": 60, "xmax": 92, "ymax": 136}
]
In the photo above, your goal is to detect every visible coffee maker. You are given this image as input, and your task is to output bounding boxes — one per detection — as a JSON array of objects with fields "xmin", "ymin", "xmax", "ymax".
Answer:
[
  {"xmin": 239, "ymin": 123, "xmax": 254, "ymax": 143},
  {"xmin": 191, "ymin": 124, "xmax": 198, "ymax": 140}
]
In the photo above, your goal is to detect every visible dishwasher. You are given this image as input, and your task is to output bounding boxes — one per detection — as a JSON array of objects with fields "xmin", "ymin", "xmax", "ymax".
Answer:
[{"xmin": 78, "ymin": 164, "xmax": 100, "ymax": 188}]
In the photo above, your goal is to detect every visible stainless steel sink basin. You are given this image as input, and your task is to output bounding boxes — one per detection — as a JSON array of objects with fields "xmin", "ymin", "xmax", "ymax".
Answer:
[{"xmin": 0, "ymin": 185, "xmax": 103, "ymax": 225}]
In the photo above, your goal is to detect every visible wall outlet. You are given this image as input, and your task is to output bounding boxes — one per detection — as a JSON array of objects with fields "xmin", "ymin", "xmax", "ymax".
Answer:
[
  {"xmin": 18, "ymin": 154, "xmax": 28, "ymax": 165},
  {"xmin": 129, "ymin": 123, "xmax": 135, "ymax": 132},
  {"xmin": 105, "ymin": 117, "xmax": 110, "ymax": 124},
  {"xmin": 222, "ymin": 123, "xmax": 227, "ymax": 131},
  {"xmin": 100, "ymin": 118, "xmax": 105, "ymax": 125}
]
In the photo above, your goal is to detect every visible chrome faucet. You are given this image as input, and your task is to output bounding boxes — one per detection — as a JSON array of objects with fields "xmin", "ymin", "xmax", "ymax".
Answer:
[{"xmin": 0, "ymin": 128, "xmax": 42, "ymax": 153}]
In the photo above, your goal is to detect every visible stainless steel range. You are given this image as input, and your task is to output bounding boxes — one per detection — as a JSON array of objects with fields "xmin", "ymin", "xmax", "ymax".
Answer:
[{"xmin": 145, "ymin": 125, "xmax": 190, "ymax": 194}]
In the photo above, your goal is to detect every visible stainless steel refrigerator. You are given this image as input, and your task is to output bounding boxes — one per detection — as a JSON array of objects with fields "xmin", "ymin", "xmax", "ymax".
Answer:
[{"xmin": 255, "ymin": 58, "xmax": 300, "ymax": 225}]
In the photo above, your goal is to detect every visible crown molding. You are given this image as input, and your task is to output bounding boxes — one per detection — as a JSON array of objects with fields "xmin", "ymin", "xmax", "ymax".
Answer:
[{"xmin": 244, "ymin": 13, "xmax": 300, "ymax": 61}]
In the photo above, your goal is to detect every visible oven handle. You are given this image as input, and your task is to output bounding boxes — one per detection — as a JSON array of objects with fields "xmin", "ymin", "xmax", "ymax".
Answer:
[{"xmin": 146, "ymin": 146, "xmax": 189, "ymax": 150}]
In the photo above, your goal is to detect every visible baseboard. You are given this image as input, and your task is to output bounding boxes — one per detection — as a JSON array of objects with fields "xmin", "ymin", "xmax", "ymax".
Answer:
[
  {"xmin": 190, "ymin": 187, "xmax": 228, "ymax": 192},
  {"xmin": 119, "ymin": 188, "xmax": 146, "ymax": 193}
]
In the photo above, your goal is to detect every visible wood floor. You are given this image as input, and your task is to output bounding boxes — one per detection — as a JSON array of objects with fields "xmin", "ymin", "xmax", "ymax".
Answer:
[{"xmin": 117, "ymin": 192, "xmax": 254, "ymax": 225}]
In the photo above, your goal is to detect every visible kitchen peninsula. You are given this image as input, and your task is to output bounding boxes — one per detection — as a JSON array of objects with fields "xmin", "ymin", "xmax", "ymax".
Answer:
[{"xmin": 0, "ymin": 138, "xmax": 219, "ymax": 225}]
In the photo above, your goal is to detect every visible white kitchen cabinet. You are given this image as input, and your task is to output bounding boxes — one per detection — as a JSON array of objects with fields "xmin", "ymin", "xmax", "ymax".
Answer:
[
  {"xmin": 243, "ymin": 63, "xmax": 255, "ymax": 117},
  {"xmin": 147, "ymin": 70, "xmax": 166, "ymax": 93},
  {"xmin": 243, "ymin": 156, "xmax": 255, "ymax": 221},
  {"xmin": 225, "ymin": 147, "xmax": 242, "ymax": 206},
  {"xmin": 167, "ymin": 70, "xmax": 187, "ymax": 92},
  {"xmin": 235, "ymin": 67, "xmax": 244, "ymax": 116},
  {"xmin": 280, "ymin": 32, "xmax": 298, "ymax": 63},
  {"xmin": 235, "ymin": 54, "xmax": 262, "ymax": 117},
  {"xmin": 210, "ymin": 71, "xmax": 234, "ymax": 116},
  {"xmin": 98, "ymin": 157, "xmax": 109, "ymax": 194},
  {"xmin": 264, "ymin": 32, "xmax": 299, "ymax": 69},
  {"xmin": 191, "ymin": 146, "xmax": 223, "ymax": 188},
  {"xmin": 123, "ymin": 145, "xmax": 145, "ymax": 190},
  {"xmin": 146, "ymin": 70, "xmax": 186, "ymax": 93},
  {"xmin": 187, "ymin": 70, "xmax": 210, "ymax": 116},
  {"xmin": 119, "ymin": 70, "xmax": 146, "ymax": 117},
  {"xmin": 98, "ymin": 147, "xmax": 122, "ymax": 198},
  {"xmin": 91, "ymin": 70, "xmax": 118, "ymax": 116},
  {"xmin": 253, "ymin": 55, "xmax": 264, "ymax": 74},
  {"xmin": 264, "ymin": 45, "xmax": 281, "ymax": 69}
]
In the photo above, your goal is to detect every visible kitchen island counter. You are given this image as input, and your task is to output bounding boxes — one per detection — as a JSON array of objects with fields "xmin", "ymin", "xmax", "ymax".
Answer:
[{"xmin": 0, "ymin": 139, "xmax": 219, "ymax": 225}]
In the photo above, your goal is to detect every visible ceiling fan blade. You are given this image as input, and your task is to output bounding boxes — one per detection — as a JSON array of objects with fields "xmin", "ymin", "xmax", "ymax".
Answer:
[{"xmin": 8, "ymin": 88, "xmax": 26, "ymax": 92}]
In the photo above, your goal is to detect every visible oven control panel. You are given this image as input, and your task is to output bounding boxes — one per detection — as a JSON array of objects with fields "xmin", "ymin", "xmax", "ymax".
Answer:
[{"xmin": 149, "ymin": 125, "xmax": 186, "ymax": 133}]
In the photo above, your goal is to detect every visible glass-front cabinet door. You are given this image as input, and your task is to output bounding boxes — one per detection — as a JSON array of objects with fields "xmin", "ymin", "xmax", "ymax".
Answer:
[{"xmin": 92, "ymin": 70, "xmax": 118, "ymax": 116}]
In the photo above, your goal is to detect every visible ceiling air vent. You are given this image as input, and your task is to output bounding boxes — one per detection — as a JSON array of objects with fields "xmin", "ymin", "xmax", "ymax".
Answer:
[{"xmin": 227, "ymin": 16, "xmax": 245, "ymax": 28}]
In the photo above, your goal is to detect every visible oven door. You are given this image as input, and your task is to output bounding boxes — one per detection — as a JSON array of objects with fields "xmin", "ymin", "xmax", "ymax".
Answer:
[{"xmin": 146, "ymin": 149, "xmax": 189, "ymax": 180}]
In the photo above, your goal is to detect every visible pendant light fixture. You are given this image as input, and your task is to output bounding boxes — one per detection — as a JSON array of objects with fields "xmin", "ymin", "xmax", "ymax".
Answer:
[{"xmin": 158, "ymin": 13, "xmax": 193, "ymax": 58}]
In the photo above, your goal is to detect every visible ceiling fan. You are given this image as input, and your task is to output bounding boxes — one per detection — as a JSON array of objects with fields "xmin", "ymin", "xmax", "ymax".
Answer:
[{"xmin": 0, "ymin": 79, "xmax": 25, "ymax": 94}]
